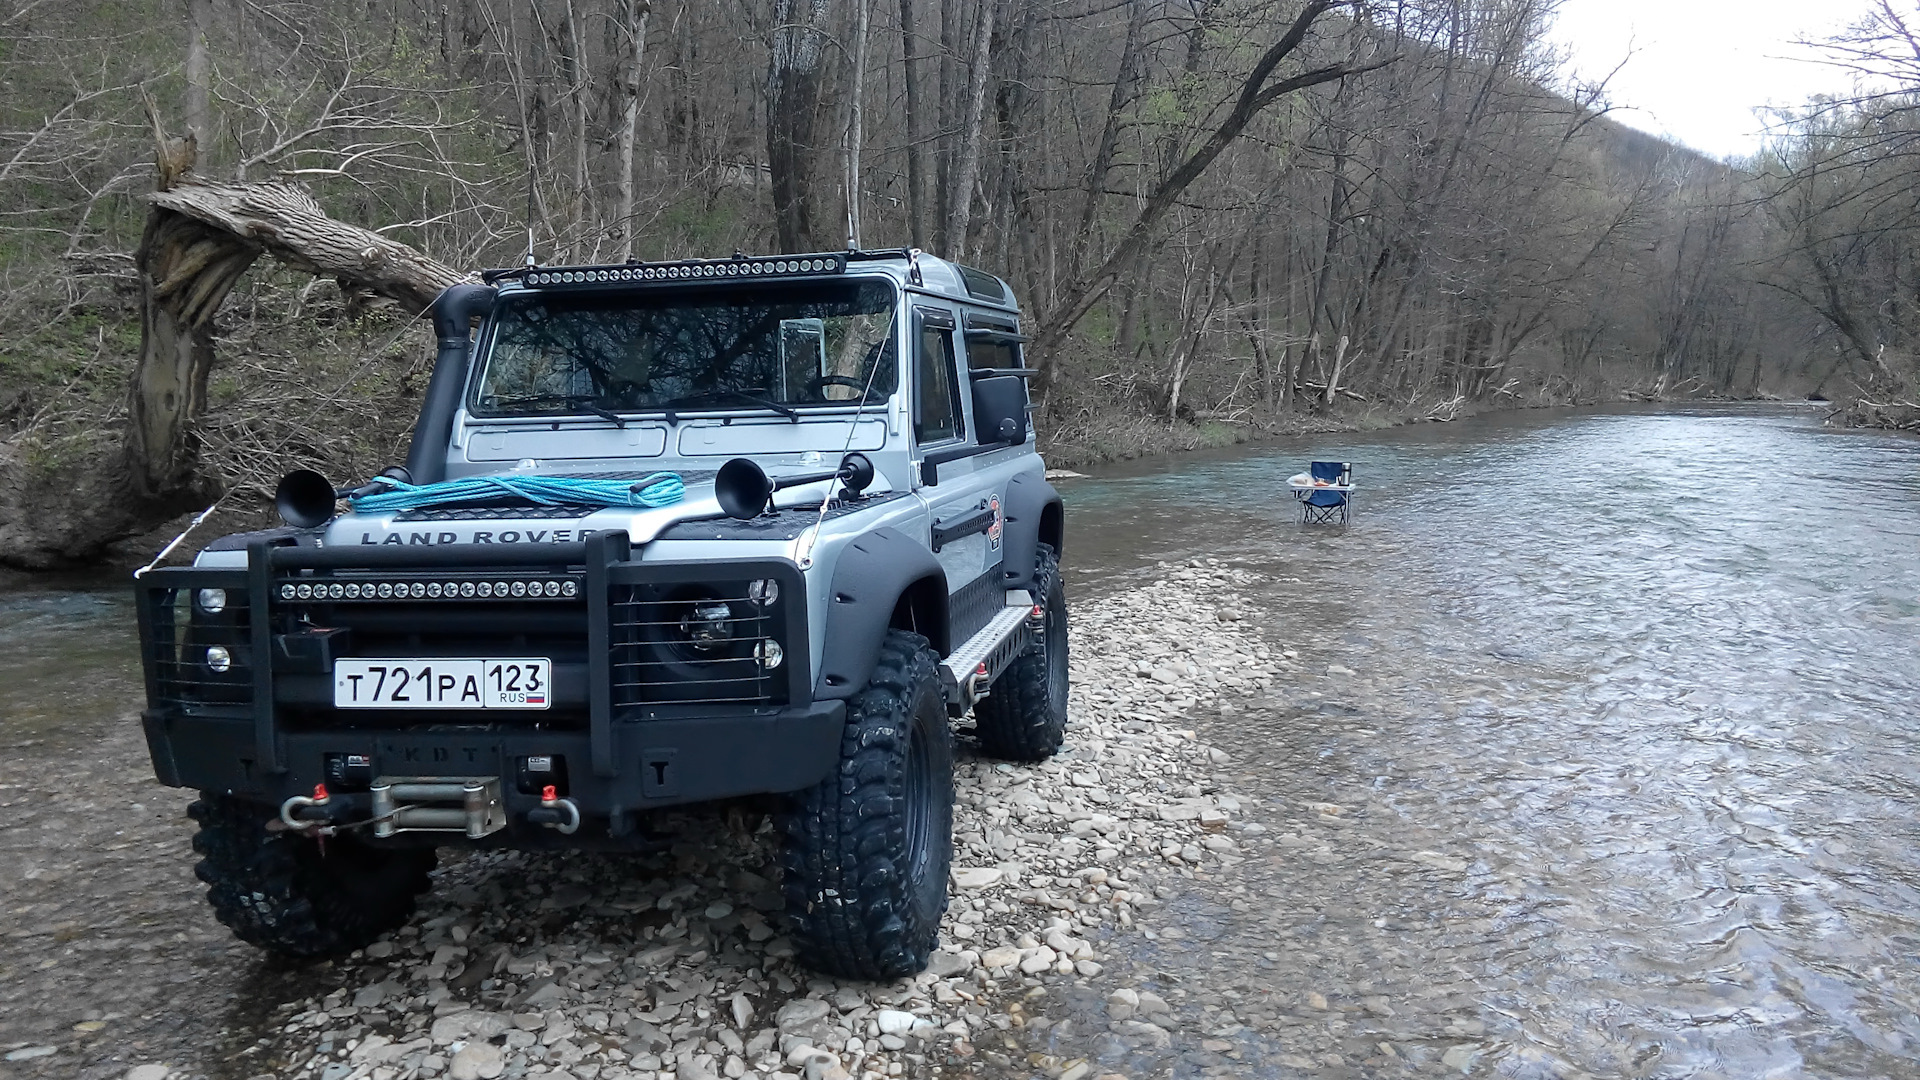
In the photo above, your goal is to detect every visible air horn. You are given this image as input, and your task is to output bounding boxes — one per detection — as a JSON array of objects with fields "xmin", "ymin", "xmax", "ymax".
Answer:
[
  {"xmin": 274, "ymin": 466, "xmax": 413, "ymax": 528},
  {"xmin": 714, "ymin": 452, "xmax": 875, "ymax": 521}
]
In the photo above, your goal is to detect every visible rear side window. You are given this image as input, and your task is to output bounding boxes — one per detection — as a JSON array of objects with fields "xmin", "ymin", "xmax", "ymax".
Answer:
[{"xmin": 915, "ymin": 323, "xmax": 961, "ymax": 444}]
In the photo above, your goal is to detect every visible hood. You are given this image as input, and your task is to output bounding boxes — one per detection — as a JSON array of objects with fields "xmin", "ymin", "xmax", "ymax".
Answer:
[{"xmin": 320, "ymin": 466, "xmax": 882, "ymax": 550}]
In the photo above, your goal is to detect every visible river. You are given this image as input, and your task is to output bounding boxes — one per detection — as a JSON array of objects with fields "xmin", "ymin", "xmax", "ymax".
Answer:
[
  {"xmin": 3, "ymin": 404, "xmax": 1917, "ymax": 1078},
  {"xmin": 1053, "ymin": 403, "xmax": 1920, "ymax": 1079}
]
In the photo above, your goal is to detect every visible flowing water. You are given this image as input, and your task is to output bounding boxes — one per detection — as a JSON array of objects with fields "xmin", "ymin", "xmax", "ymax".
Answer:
[
  {"xmin": 3, "ymin": 404, "xmax": 1917, "ymax": 1079},
  {"xmin": 1051, "ymin": 404, "xmax": 1920, "ymax": 1079}
]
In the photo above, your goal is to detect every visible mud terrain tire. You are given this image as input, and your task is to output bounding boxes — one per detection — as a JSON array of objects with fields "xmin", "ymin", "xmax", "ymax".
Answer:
[
  {"xmin": 779, "ymin": 629, "xmax": 954, "ymax": 979},
  {"xmin": 188, "ymin": 793, "xmax": 436, "ymax": 958},
  {"xmin": 972, "ymin": 543, "xmax": 1068, "ymax": 761}
]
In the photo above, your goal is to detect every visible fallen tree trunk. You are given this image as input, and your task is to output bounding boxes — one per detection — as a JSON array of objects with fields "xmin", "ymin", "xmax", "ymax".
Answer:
[{"xmin": 0, "ymin": 125, "xmax": 463, "ymax": 571}]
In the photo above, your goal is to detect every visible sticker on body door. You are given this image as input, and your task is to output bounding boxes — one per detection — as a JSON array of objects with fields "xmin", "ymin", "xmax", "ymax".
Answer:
[{"xmin": 989, "ymin": 495, "xmax": 1002, "ymax": 551}]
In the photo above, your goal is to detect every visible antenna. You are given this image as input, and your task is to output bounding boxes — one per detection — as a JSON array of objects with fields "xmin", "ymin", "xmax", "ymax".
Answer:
[{"xmin": 523, "ymin": 166, "xmax": 538, "ymax": 268}]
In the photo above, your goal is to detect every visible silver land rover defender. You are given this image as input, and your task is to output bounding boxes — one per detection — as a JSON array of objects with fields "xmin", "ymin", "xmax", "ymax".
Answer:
[{"xmin": 133, "ymin": 249, "xmax": 1067, "ymax": 980}]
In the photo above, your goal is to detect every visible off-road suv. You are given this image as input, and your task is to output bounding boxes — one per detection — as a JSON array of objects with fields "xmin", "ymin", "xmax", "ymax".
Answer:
[{"xmin": 133, "ymin": 249, "xmax": 1067, "ymax": 980}]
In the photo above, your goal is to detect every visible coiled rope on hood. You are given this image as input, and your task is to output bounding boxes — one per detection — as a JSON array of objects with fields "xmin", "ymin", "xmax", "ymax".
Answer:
[{"xmin": 348, "ymin": 472, "xmax": 685, "ymax": 512}]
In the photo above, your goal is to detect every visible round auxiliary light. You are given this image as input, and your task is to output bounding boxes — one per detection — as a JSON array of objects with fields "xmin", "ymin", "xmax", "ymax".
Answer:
[
  {"xmin": 407, "ymin": 582, "xmax": 426, "ymax": 598},
  {"xmin": 295, "ymin": 583, "xmax": 313, "ymax": 600},
  {"xmin": 205, "ymin": 645, "xmax": 232, "ymax": 674},
  {"xmin": 328, "ymin": 583, "xmax": 346, "ymax": 600},
  {"xmin": 376, "ymin": 582, "xmax": 393, "ymax": 598},
  {"xmin": 460, "ymin": 581, "xmax": 477, "ymax": 598},
  {"xmin": 544, "ymin": 580, "xmax": 562, "ymax": 597},
  {"xmin": 427, "ymin": 582, "xmax": 443, "ymax": 598},
  {"xmin": 495, "ymin": 581, "xmax": 511, "ymax": 598},
  {"xmin": 344, "ymin": 583, "xmax": 362, "ymax": 599},
  {"xmin": 279, "ymin": 584, "xmax": 296, "ymax": 601},
  {"xmin": 476, "ymin": 582, "xmax": 492, "ymax": 598},
  {"xmin": 748, "ymin": 578, "xmax": 780, "ymax": 606},
  {"xmin": 756, "ymin": 640, "xmax": 784, "ymax": 669},
  {"xmin": 511, "ymin": 580, "xmax": 528, "ymax": 598},
  {"xmin": 561, "ymin": 580, "xmax": 579, "ymax": 598},
  {"xmin": 196, "ymin": 588, "xmax": 227, "ymax": 614}
]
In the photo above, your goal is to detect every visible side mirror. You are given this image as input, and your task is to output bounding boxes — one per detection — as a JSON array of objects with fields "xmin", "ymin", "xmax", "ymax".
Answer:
[{"xmin": 970, "ymin": 375, "xmax": 1028, "ymax": 446}]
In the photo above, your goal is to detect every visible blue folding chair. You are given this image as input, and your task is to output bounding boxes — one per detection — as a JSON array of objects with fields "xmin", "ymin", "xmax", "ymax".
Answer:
[{"xmin": 1292, "ymin": 460, "xmax": 1353, "ymax": 524}]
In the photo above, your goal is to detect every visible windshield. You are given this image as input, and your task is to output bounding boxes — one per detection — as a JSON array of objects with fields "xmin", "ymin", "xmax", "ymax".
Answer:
[{"xmin": 470, "ymin": 278, "xmax": 898, "ymax": 418}]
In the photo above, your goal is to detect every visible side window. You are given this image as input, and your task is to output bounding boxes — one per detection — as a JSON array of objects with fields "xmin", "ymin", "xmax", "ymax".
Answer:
[
  {"xmin": 915, "ymin": 319, "xmax": 962, "ymax": 445},
  {"xmin": 966, "ymin": 337, "xmax": 1019, "ymax": 372}
]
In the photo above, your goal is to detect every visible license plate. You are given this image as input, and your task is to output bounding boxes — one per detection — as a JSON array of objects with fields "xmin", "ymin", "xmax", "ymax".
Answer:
[{"xmin": 333, "ymin": 659, "xmax": 551, "ymax": 709}]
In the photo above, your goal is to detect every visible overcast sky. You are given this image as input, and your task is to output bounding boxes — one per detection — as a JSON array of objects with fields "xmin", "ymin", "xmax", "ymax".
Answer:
[{"xmin": 1544, "ymin": 0, "xmax": 1882, "ymax": 159}]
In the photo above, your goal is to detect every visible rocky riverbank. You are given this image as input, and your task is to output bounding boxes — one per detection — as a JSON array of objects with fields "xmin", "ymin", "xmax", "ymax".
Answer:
[{"xmin": 115, "ymin": 560, "xmax": 1280, "ymax": 1080}]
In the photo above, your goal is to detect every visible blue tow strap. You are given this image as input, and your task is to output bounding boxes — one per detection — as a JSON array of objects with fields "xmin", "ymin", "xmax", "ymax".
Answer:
[{"xmin": 349, "ymin": 472, "xmax": 685, "ymax": 512}]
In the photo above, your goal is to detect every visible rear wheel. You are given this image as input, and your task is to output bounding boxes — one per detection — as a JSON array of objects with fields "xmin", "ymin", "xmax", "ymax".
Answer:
[
  {"xmin": 973, "ymin": 543, "xmax": 1069, "ymax": 761},
  {"xmin": 188, "ymin": 794, "xmax": 436, "ymax": 958},
  {"xmin": 778, "ymin": 630, "xmax": 954, "ymax": 979}
]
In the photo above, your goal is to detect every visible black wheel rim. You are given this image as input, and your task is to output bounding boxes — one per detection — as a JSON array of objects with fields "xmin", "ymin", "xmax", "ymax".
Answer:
[
  {"xmin": 903, "ymin": 710, "xmax": 934, "ymax": 886},
  {"xmin": 1045, "ymin": 587, "xmax": 1068, "ymax": 717}
]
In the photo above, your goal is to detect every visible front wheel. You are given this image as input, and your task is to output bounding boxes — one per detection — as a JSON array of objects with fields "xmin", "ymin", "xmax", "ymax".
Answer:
[
  {"xmin": 188, "ymin": 794, "xmax": 436, "ymax": 958},
  {"xmin": 973, "ymin": 543, "xmax": 1069, "ymax": 761},
  {"xmin": 778, "ymin": 630, "xmax": 954, "ymax": 979}
]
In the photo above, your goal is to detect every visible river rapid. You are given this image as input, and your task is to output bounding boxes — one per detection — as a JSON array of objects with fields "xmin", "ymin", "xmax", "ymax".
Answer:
[{"xmin": 2, "ymin": 404, "xmax": 1917, "ymax": 1079}]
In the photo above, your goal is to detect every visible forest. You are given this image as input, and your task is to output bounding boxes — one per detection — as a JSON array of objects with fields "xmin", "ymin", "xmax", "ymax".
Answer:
[{"xmin": 0, "ymin": 0, "xmax": 1916, "ymax": 569}]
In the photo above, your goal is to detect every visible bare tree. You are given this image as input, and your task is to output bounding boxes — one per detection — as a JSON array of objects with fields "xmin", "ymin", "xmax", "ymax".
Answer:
[{"xmin": 766, "ymin": 0, "xmax": 834, "ymax": 252}]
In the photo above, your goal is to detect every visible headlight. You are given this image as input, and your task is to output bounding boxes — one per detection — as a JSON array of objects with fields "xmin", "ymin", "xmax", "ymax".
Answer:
[
  {"xmin": 205, "ymin": 645, "xmax": 232, "ymax": 673},
  {"xmin": 681, "ymin": 602, "xmax": 736, "ymax": 651},
  {"xmin": 195, "ymin": 588, "xmax": 227, "ymax": 614}
]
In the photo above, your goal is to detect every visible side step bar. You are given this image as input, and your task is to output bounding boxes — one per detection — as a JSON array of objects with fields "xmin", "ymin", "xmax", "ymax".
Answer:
[{"xmin": 941, "ymin": 590, "xmax": 1038, "ymax": 707}]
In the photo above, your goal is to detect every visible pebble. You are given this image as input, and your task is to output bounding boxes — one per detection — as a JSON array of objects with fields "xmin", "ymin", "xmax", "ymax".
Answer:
[
  {"xmin": 125, "ymin": 1067, "xmax": 170, "ymax": 1080},
  {"xmin": 951, "ymin": 866, "xmax": 1002, "ymax": 889},
  {"xmin": 447, "ymin": 1042, "xmax": 505, "ymax": 1080},
  {"xmin": 3, "ymin": 1047, "xmax": 56, "ymax": 1062}
]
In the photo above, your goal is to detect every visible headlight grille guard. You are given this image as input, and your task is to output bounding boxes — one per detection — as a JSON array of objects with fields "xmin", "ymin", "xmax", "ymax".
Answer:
[{"xmin": 135, "ymin": 534, "xmax": 810, "ymax": 781}]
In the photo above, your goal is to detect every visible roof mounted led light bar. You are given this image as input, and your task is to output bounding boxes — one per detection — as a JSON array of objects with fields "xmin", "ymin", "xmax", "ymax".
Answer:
[{"xmin": 517, "ymin": 253, "xmax": 848, "ymax": 288}]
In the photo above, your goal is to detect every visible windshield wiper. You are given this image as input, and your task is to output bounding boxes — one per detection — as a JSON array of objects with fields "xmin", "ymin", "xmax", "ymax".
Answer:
[
  {"xmin": 485, "ymin": 393, "xmax": 628, "ymax": 428},
  {"xmin": 663, "ymin": 390, "xmax": 799, "ymax": 422}
]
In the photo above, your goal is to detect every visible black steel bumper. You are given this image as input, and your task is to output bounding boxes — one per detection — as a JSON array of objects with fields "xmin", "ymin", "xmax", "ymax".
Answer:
[
  {"xmin": 139, "ymin": 699, "xmax": 845, "ymax": 826},
  {"xmin": 133, "ymin": 530, "xmax": 841, "ymax": 836}
]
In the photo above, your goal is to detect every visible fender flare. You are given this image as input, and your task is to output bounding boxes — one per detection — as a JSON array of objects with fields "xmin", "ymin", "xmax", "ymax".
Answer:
[
  {"xmin": 997, "ymin": 472, "xmax": 1064, "ymax": 590},
  {"xmin": 814, "ymin": 528, "xmax": 949, "ymax": 700}
]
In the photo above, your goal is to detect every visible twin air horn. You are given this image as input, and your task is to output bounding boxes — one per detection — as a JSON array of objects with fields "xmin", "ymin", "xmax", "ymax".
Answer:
[
  {"xmin": 714, "ymin": 452, "xmax": 875, "ymax": 520},
  {"xmin": 274, "ymin": 453, "xmax": 874, "ymax": 529}
]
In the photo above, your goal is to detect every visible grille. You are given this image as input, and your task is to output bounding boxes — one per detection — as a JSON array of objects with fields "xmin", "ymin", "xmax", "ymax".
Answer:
[
  {"xmin": 610, "ymin": 582, "xmax": 786, "ymax": 707},
  {"xmin": 147, "ymin": 587, "xmax": 253, "ymax": 708}
]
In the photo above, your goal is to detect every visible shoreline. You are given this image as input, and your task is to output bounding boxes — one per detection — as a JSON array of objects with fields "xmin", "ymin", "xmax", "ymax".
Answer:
[{"xmin": 0, "ymin": 392, "xmax": 1793, "ymax": 587}]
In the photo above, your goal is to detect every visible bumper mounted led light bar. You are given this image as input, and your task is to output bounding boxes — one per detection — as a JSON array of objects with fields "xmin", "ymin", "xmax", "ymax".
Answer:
[{"xmin": 277, "ymin": 577, "xmax": 583, "ymax": 602}]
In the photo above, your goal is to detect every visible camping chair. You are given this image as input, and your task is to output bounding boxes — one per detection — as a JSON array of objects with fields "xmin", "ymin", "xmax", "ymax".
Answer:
[{"xmin": 1295, "ymin": 460, "xmax": 1353, "ymax": 524}]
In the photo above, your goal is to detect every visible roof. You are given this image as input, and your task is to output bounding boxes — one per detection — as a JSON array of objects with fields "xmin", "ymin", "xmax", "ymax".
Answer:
[{"xmin": 481, "ymin": 248, "xmax": 1019, "ymax": 315}]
